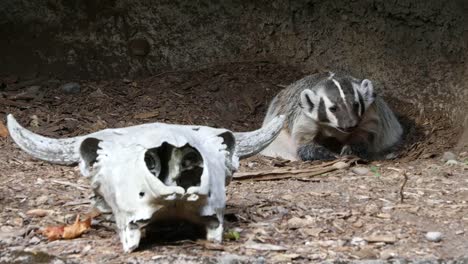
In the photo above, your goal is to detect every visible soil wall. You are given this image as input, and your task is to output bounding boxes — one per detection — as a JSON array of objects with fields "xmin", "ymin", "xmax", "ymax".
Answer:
[{"xmin": 0, "ymin": 0, "xmax": 466, "ymax": 147}]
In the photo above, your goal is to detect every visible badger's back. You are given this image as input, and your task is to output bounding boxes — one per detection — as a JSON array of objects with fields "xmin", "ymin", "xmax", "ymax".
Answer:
[{"xmin": 367, "ymin": 97, "xmax": 403, "ymax": 153}]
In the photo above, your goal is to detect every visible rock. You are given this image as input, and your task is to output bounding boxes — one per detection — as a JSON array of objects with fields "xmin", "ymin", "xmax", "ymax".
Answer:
[
  {"xmin": 333, "ymin": 161, "xmax": 349, "ymax": 169},
  {"xmin": 352, "ymin": 219, "xmax": 364, "ymax": 228},
  {"xmin": 128, "ymin": 38, "xmax": 150, "ymax": 56},
  {"xmin": 445, "ymin": 160, "xmax": 458, "ymax": 166},
  {"xmin": 442, "ymin": 151, "xmax": 457, "ymax": 162},
  {"xmin": 29, "ymin": 236, "xmax": 41, "ymax": 244},
  {"xmin": 81, "ymin": 245, "xmax": 92, "ymax": 255},
  {"xmin": 287, "ymin": 216, "xmax": 313, "ymax": 229},
  {"xmin": 425, "ymin": 231, "xmax": 443, "ymax": 242},
  {"xmin": 355, "ymin": 246, "xmax": 378, "ymax": 259},
  {"xmin": 247, "ymin": 162, "xmax": 257, "ymax": 169},
  {"xmin": 26, "ymin": 85, "xmax": 41, "ymax": 93},
  {"xmin": 275, "ymin": 206, "xmax": 289, "ymax": 215},
  {"xmin": 271, "ymin": 253, "xmax": 300, "ymax": 262},
  {"xmin": 12, "ymin": 217, "xmax": 23, "ymax": 227},
  {"xmin": 302, "ymin": 227, "xmax": 323, "ymax": 237},
  {"xmin": 351, "ymin": 167, "xmax": 370, "ymax": 175},
  {"xmin": 35, "ymin": 195, "xmax": 48, "ymax": 205},
  {"xmin": 364, "ymin": 203, "xmax": 380, "ymax": 215},
  {"xmin": 350, "ymin": 237, "xmax": 367, "ymax": 246},
  {"xmin": 455, "ymin": 230, "xmax": 464, "ymax": 235},
  {"xmin": 29, "ymin": 115, "xmax": 40, "ymax": 127},
  {"xmin": 60, "ymin": 82, "xmax": 81, "ymax": 94},
  {"xmin": 380, "ymin": 249, "xmax": 397, "ymax": 259}
]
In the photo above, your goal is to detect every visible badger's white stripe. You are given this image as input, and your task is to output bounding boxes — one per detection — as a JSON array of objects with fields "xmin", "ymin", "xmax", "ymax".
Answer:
[
  {"xmin": 320, "ymin": 92, "xmax": 338, "ymax": 127},
  {"xmin": 332, "ymin": 79, "xmax": 349, "ymax": 109}
]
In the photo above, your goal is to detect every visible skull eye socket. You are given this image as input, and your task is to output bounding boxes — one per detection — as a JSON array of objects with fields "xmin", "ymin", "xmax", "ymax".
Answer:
[{"xmin": 144, "ymin": 151, "xmax": 160, "ymax": 176}]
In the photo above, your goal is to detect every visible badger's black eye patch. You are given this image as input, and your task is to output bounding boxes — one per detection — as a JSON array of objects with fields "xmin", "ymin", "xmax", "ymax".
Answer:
[{"xmin": 328, "ymin": 105, "xmax": 337, "ymax": 112}]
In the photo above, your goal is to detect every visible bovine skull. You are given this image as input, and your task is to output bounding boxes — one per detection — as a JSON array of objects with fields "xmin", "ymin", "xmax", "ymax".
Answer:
[{"xmin": 7, "ymin": 114, "xmax": 284, "ymax": 252}]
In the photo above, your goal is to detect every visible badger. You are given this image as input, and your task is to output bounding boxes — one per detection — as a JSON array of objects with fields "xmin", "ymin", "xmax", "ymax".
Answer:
[{"xmin": 260, "ymin": 72, "xmax": 403, "ymax": 161}]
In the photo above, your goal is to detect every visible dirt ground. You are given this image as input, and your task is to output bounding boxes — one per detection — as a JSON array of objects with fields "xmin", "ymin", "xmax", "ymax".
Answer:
[{"xmin": 0, "ymin": 62, "xmax": 467, "ymax": 263}]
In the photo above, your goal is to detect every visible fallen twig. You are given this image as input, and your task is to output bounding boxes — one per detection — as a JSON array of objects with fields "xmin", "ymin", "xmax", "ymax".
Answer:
[
  {"xmin": 49, "ymin": 179, "xmax": 90, "ymax": 191},
  {"xmin": 0, "ymin": 98, "xmax": 31, "ymax": 109},
  {"xmin": 233, "ymin": 157, "xmax": 358, "ymax": 181},
  {"xmin": 399, "ymin": 170, "xmax": 408, "ymax": 203}
]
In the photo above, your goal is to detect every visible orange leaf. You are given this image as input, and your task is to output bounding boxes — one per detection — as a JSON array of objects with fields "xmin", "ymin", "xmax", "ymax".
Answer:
[
  {"xmin": 41, "ymin": 226, "xmax": 65, "ymax": 241},
  {"xmin": 40, "ymin": 214, "xmax": 93, "ymax": 241},
  {"xmin": 62, "ymin": 214, "xmax": 92, "ymax": 239},
  {"xmin": 0, "ymin": 121, "xmax": 8, "ymax": 138}
]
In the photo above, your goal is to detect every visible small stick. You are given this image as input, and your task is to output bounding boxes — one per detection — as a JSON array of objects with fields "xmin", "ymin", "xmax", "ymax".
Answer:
[
  {"xmin": 50, "ymin": 179, "xmax": 89, "ymax": 191},
  {"xmin": 233, "ymin": 158, "xmax": 358, "ymax": 181},
  {"xmin": 399, "ymin": 170, "xmax": 408, "ymax": 203}
]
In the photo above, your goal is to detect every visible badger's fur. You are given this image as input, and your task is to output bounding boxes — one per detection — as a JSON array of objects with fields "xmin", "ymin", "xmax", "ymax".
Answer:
[{"xmin": 261, "ymin": 72, "xmax": 403, "ymax": 161}]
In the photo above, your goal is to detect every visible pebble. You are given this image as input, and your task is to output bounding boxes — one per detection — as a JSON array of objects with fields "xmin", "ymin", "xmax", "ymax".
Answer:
[
  {"xmin": 29, "ymin": 236, "xmax": 41, "ymax": 244},
  {"xmin": 425, "ymin": 231, "xmax": 443, "ymax": 242},
  {"xmin": 247, "ymin": 162, "xmax": 257, "ymax": 169},
  {"xmin": 380, "ymin": 249, "xmax": 397, "ymax": 260},
  {"xmin": 61, "ymin": 82, "xmax": 81, "ymax": 94},
  {"xmin": 35, "ymin": 195, "xmax": 48, "ymax": 205},
  {"xmin": 445, "ymin": 160, "xmax": 458, "ymax": 166},
  {"xmin": 355, "ymin": 246, "xmax": 378, "ymax": 258},
  {"xmin": 12, "ymin": 217, "xmax": 23, "ymax": 227},
  {"xmin": 351, "ymin": 167, "xmax": 370, "ymax": 175},
  {"xmin": 455, "ymin": 230, "xmax": 464, "ymax": 235},
  {"xmin": 1, "ymin": 226, "xmax": 14, "ymax": 232},
  {"xmin": 442, "ymin": 151, "xmax": 457, "ymax": 162},
  {"xmin": 128, "ymin": 38, "xmax": 150, "ymax": 56},
  {"xmin": 350, "ymin": 237, "xmax": 367, "ymax": 246},
  {"xmin": 333, "ymin": 161, "xmax": 349, "ymax": 169},
  {"xmin": 26, "ymin": 85, "xmax": 41, "ymax": 94},
  {"xmin": 287, "ymin": 216, "xmax": 313, "ymax": 229}
]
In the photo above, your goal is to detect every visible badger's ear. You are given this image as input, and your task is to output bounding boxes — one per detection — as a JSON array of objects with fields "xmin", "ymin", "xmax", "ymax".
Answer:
[
  {"xmin": 300, "ymin": 89, "xmax": 317, "ymax": 111},
  {"xmin": 359, "ymin": 79, "xmax": 375, "ymax": 103},
  {"xmin": 79, "ymin": 137, "xmax": 101, "ymax": 177}
]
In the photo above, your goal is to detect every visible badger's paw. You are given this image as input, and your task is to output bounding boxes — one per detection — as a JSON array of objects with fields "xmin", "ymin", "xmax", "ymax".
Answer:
[{"xmin": 297, "ymin": 144, "xmax": 337, "ymax": 161}]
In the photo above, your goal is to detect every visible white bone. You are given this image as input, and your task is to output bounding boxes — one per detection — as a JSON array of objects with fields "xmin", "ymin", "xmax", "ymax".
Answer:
[{"xmin": 7, "ymin": 114, "xmax": 285, "ymax": 252}]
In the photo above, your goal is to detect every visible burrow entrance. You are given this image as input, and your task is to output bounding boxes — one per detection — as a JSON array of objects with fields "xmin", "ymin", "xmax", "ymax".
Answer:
[{"xmin": 0, "ymin": 62, "xmax": 461, "ymax": 161}]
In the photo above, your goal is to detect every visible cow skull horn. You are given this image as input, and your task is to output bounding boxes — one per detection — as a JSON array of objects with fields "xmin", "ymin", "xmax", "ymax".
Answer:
[{"xmin": 7, "ymin": 114, "xmax": 284, "ymax": 164}]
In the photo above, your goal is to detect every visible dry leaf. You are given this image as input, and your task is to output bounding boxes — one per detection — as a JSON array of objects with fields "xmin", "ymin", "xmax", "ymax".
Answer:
[
  {"xmin": 41, "ymin": 226, "xmax": 65, "ymax": 241},
  {"xmin": 197, "ymin": 240, "xmax": 225, "ymax": 251},
  {"xmin": 134, "ymin": 111, "xmax": 159, "ymax": 119},
  {"xmin": 245, "ymin": 240, "xmax": 287, "ymax": 251},
  {"xmin": 40, "ymin": 214, "xmax": 92, "ymax": 241},
  {"xmin": 0, "ymin": 121, "xmax": 8, "ymax": 138},
  {"xmin": 62, "ymin": 215, "xmax": 91, "ymax": 239},
  {"xmin": 364, "ymin": 234, "xmax": 397, "ymax": 244},
  {"xmin": 271, "ymin": 254, "xmax": 301, "ymax": 262}
]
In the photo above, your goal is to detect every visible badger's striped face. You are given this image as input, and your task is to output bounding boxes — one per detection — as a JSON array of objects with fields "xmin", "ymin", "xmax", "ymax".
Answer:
[{"xmin": 300, "ymin": 75, "xmax": 375, "ymax": 133}]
